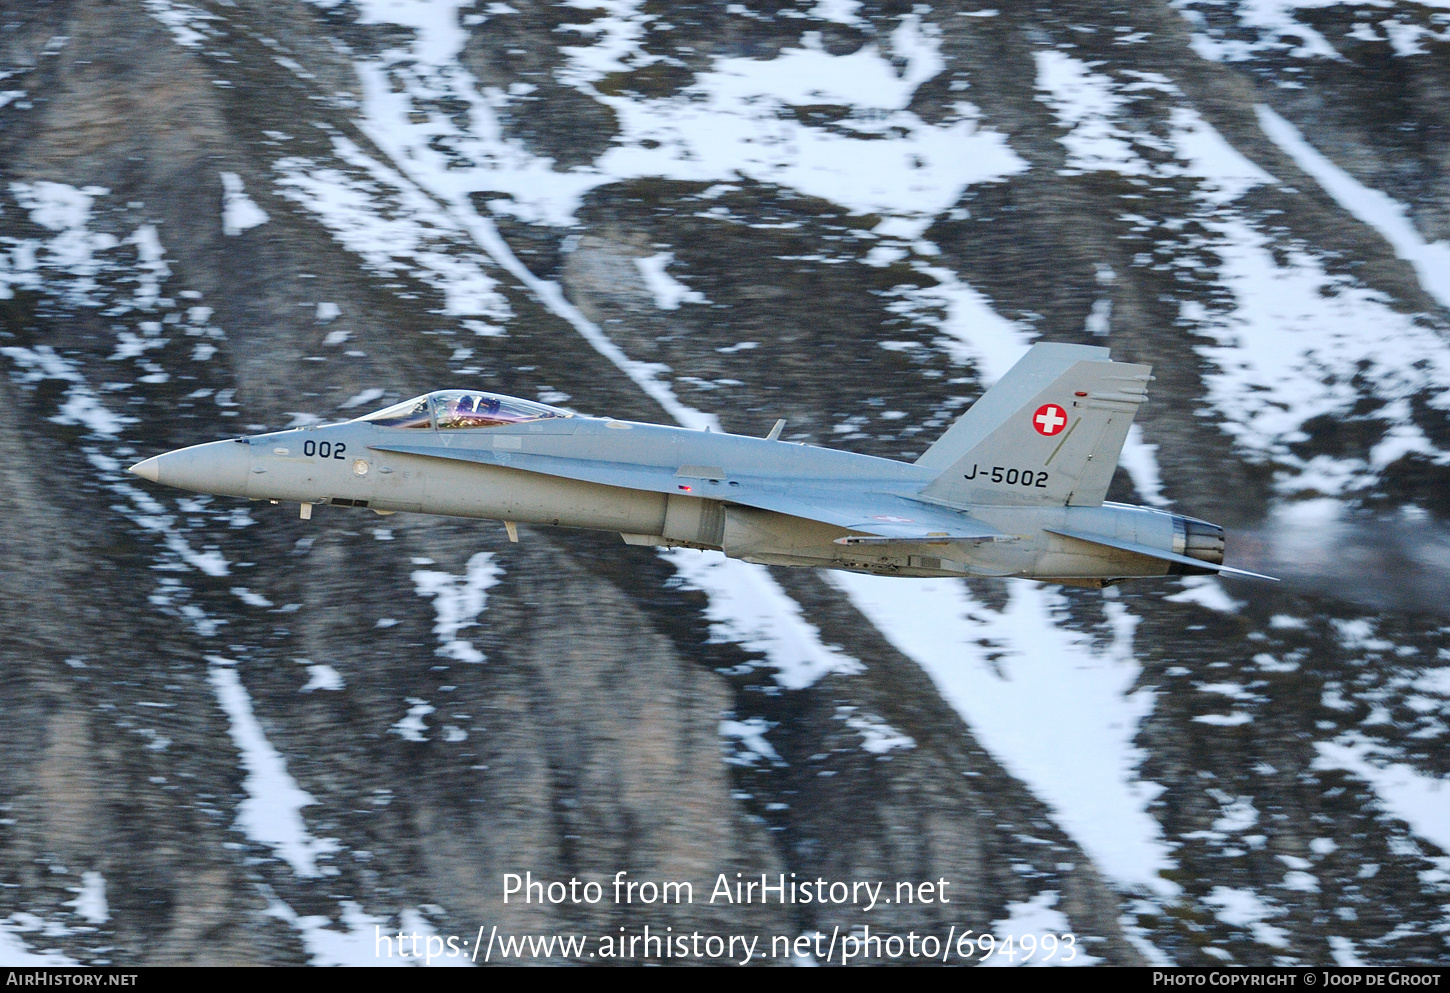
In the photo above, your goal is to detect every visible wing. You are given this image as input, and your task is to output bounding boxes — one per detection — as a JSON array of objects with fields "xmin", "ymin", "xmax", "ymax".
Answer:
[
  {"xmin": 740, "ymin": 484, "xmax": 1006, "ymax": 543},
  {"xmin": 368, "ymin": 442, "xmax": 1005, "ymax": 542}
]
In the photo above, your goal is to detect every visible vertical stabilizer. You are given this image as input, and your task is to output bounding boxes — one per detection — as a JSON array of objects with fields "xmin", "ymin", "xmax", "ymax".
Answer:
[{"xmin": 917, "ymin": 343, "xmax": 1151, "ymax": 508}]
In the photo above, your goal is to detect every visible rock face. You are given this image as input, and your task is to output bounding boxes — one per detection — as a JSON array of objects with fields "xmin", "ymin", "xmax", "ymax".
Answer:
[{"xmin": 0, "ymin": 0, "xmax": 1447, "ymax": 967}]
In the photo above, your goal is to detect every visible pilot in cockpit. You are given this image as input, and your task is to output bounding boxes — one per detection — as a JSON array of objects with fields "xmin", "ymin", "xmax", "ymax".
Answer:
[{"xmin": 441, "ymin": 393, "xmax": 499, "ymax": 428}]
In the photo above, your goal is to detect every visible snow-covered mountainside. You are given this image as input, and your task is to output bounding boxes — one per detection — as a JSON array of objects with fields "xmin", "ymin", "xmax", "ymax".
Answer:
[{"xmin": 1, "ymin": 0, "xmax": 1448, "ymax": 966}]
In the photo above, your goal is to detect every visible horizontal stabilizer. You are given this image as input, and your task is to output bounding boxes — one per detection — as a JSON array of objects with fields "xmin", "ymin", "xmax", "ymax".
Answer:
[{"xmin": 1046, "ymin": 527, "xmax": 1279, "ymax": 581}]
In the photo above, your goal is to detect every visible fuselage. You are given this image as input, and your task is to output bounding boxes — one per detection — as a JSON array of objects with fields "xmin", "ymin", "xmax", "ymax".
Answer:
[{"xmin": 133, "ymin": 408, "xmax": 1212, "ymax": 585}]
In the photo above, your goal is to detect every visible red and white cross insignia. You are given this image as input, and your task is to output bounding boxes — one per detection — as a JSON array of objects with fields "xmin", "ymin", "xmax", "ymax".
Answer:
[{"xmin": 1032, "ymin": 403, "xmax": 1068, "ymax": 436}]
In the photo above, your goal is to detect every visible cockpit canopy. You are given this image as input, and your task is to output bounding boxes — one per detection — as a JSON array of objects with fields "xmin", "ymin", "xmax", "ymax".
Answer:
[
  {"xmin": 353, "ymin": 391, "xmax": 573, "ymax": 430},
  {"xmin": 433, "ymin": 390, "xmax": 573, "ymax": 429}
]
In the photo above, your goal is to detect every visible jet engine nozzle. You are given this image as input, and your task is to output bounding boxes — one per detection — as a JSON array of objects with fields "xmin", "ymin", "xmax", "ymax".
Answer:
[{"xmin": 1173, "ymin": 515, "xmax": 1225, "ymax": 565}]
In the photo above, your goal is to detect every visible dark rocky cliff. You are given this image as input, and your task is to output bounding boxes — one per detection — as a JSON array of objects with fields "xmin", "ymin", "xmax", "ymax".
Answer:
[{"xmin": 1, "ymin": 0, "xmax": 1448, "ymax": 966}]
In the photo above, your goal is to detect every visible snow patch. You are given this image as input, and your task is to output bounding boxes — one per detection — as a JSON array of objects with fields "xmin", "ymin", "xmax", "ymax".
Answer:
[
  {"xmin": 109, "ymin": 329, "xmax": 165, "ymax": 362},
  {"xmin": 983, "ymin": 891, "xmax": 1100, "ymax": 967},
  {"xmin": 3, "ymin": 182, "xmax": 177, "ymax": 314},
  {"xmin": 221, "ymin": 172, "xmax": 269, "ymax": 236},
  {"xmin": 207, "ymin": 659, "xmax": 340, "ymax": 877},
  {"xmin": 1173, "ymin": 0, "xmax": 1344, "ymax": 62},
  {"xmin": 350, "ymin": 1, "xmax": 1023, "ymax": 230},
  {"xmin": 66, "ymin": 872, "xmax": 108, "ymax": 925},
  {"xmin": 2, "ymin": 345, "xmax": 237, "ymax": 580},
  {"xmin": 0, "ymin": 920, "xmax": 79, "ymax": 966},
  {"xmin": 836, "ymin": 707, "xmax": 915, "ymax": 755},
  {"xmin": 721, "ymin": 716, "xmax": 783, "ymax": 767},
  {"xmin": 411, "ymin": 552, "xmax": 502, "ymax": 664},
  {"xmin": 894, "ymin": 261, "xmax": 1032, "ymax": 383},
  {"xmin": 1203, "ymin": 886, "xmax": 1289, "ymax": 947},
  {"xmin": 1194, "ymin": 712, "xmax": 1254, "ymax": 726},
  {"xmin": 391, "ymin": 699, "xmax": 435, "ymax": 743},
  {"xmin": 1256, "ymin": 104, "xmax": 1450, "ymax": 311},
  {"xmin": 268, "ymin": 900, "xmax": 468, "ymax": 967},
  {"xmin": 1035, "ymin": 51, "xmax": 1153, "ymax": 177},
  {"xmin": 667, "ymin": 549, "xmax": 862, "ymax": 690},
  {"xmin": 3, "ymin": 182, "xmax": 118, "ymax": 306},
  {"xmin": 811, "ymin": 0, "xmax": 865, "ymax": 26},
  {"xmin": 1, "ymin": 345, "xmax": 135, "ymax": 438},
  {"xmin": 635, "ymin": 252, "xmax": 708, "ymax": 310},
  {"xmin": 1185, "ymin": 214, "xmax": 1450, "ymax": 496},
  {"xmin": 231, "ymin": 587, "xmax": 273, "ymax": 608},
  {"xmin": 340, "ymin": 2, "xmax": 1019, "ymax": 430},
  {"xmin": 301, "ymin": 664, "xmax": 344, "ymax": 693},
  {"xmin": 584, "ymin": 24, "xmax": 1025, "ymax": 229},
  {"xmin": 1119, "ymin": 424, "xmax": 1170, "ymax": 507},
  {"xmin": 828, "ymin": 574, "xmax": 1177, "ymax": 896},
  {"xmin": 273, "ymin": 141, "xmax": 511, "ymax": 320},
  {"xmin": 1328, "ymin": 934, "xmax": 1366, "ymax": 967},
  {"xmin": 140, "ymin": 0, "xmax": 217, "ymax": 49},
  {"xmin": 1034, "ymin": 54, "xmax": 1275, "ymax": 204},
  {"xmin": 1314, "ymin": 736, "xmax": 1450, "ymax": 856},
  {"xmin": 341, "ymin": 387, "xmax": 386, "ymax": 410},
  {"xmin": 1213, "ymin": 796, "xmax": 1259, "ymax": 834},
  {"xmin": 1170, "ymin": 106, "xmax": 1277, "ymax": 204}
]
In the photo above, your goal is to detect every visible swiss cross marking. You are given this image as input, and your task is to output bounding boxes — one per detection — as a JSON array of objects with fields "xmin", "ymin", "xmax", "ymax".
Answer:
[{"xmin": 1032, "ymin": 403, "xmax": 1068, "ymax": 436}]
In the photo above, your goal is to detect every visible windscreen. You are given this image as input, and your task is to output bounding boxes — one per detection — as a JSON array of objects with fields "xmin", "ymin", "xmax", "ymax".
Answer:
[{"xmin": 354, "ymin": 396, "xmax": 433, "ymax": 429}]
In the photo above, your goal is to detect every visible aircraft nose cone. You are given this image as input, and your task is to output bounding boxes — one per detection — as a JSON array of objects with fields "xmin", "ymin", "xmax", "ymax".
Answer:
[
  {"xmin": 128, "ymin": 457, "xmax": 160, "ymax": 482},
  {"xmin": 129, "ymin": 439, "xmax": 253, "ymax": 496}
]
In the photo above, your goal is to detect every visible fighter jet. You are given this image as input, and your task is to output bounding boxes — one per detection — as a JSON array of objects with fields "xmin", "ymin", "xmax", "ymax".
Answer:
[{"xmin": 128, "ymin": 343, "xmax": 1273, "ymax": 586}]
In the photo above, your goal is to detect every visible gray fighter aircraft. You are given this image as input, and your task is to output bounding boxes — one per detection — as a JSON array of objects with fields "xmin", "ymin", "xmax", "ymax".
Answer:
[{"xmin": 128, "ymin": 343, "xmax": 1273, "ymax": 586}]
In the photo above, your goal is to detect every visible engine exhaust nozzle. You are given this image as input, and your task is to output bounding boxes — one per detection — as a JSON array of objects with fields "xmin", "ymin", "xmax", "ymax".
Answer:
[{"xmin": 1172, "ymin": 515, "xmax": 1225, "ymax": 566}]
